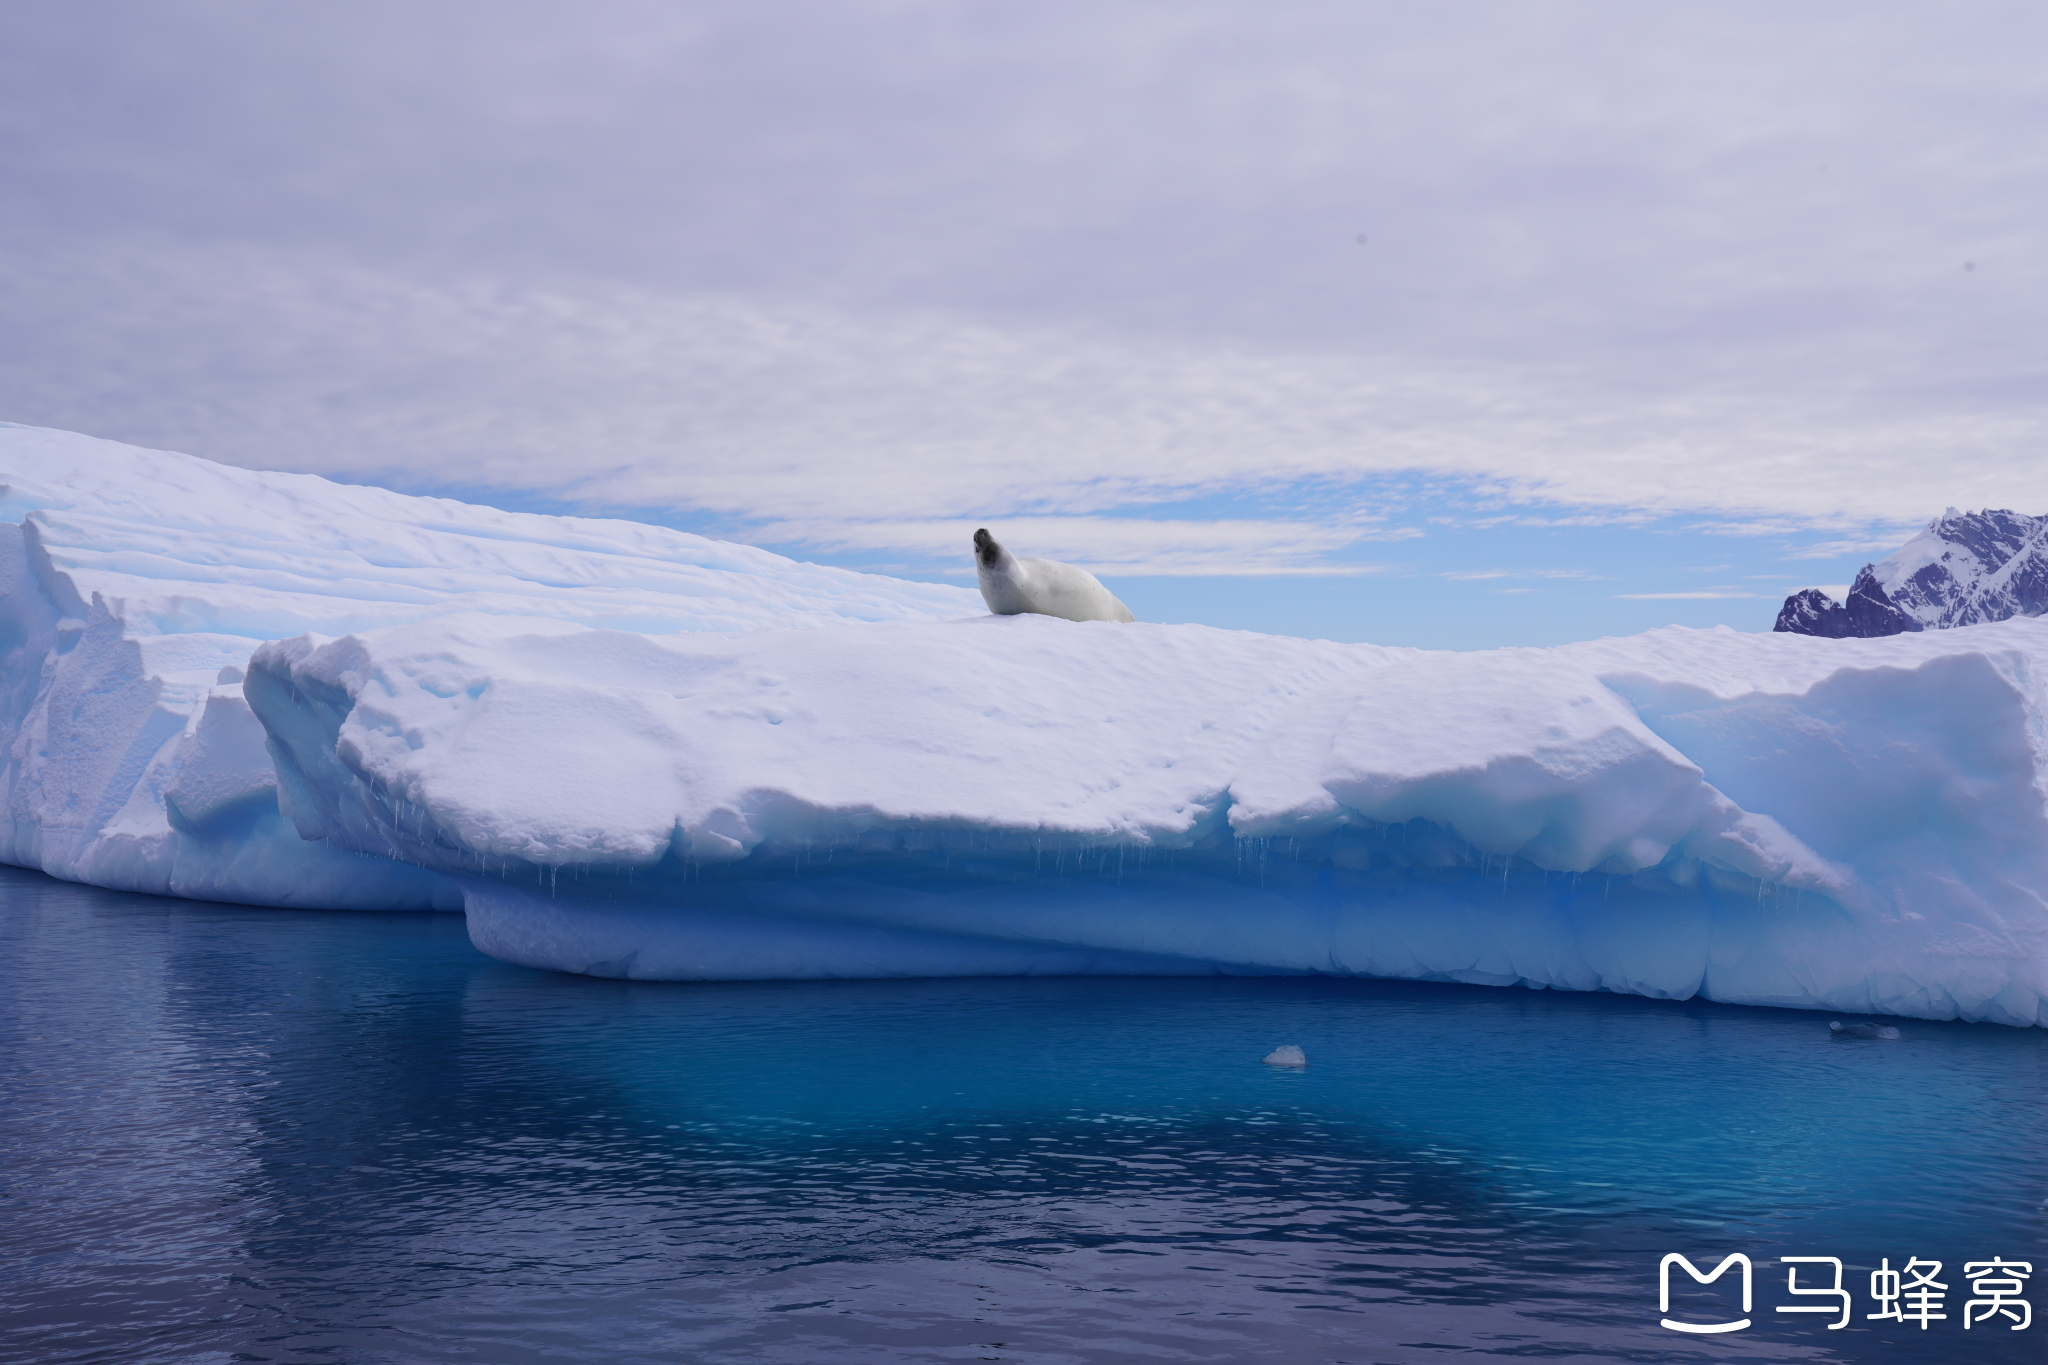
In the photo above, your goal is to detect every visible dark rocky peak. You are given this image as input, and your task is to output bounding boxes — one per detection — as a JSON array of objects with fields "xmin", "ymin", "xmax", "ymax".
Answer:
[
  {"xmin": 1773, "ymin": 568, "xmax": 1923, "ymax": 638},
  {"xmin": 1943, "ymin": 516, "xmax": 2048, "ymax": 628},
  {"xmin": 1775, "ymin": 588, "xmax": 1853, "ymax": 638},
  {"xmin": 1845, "ymin": 566, "xmax": 1923, "ymax": 636}
]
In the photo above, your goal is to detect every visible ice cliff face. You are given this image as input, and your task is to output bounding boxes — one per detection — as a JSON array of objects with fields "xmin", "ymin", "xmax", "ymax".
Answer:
[
  {"xmin": 1776, "ymin": 508, "xmax": 2048, "ymax": 637},
  {"xmin": 245, "ymin": 611, "xmax": 2048, "ymax": 1025},
  {"xmin": 0, "ymin": 423, "xmax": 976, "ymax": 907},
  {"xmin": 6, "ymin": 423, "xmax": 2048, "ymax": 1025}
]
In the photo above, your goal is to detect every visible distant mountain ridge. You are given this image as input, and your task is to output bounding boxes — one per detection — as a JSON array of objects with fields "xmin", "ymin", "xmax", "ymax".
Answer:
[{"xmin": 1775, "ymin": 508, "xmax": 2048, "ymax": 638}]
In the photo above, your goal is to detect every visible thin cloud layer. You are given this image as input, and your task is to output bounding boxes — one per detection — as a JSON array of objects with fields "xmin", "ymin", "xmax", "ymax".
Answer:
[
  {"xmin": 766, "ymin": 516, "xmax": 1413, "ymax": 577},
  {"xmin": 1, "ymin": 1, "xmax": 2042, "ymax": 582},
  {"xmin": 1616, "ymin": 590, "xmax": 1766, "ymax": 601}
]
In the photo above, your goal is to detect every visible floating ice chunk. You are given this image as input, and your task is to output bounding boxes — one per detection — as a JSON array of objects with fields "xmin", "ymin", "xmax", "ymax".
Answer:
[
  {"xmin": 244, "ymin": 605, "xmax": 2048, "ymax": 1026},
  {"xmin": 1829, "ymin": 1021, "xmax": 1902, "ymax": 1040},
  {"xmin": 1262, "ymin": 1045, "xmax": 1308, "ymax": 1068},
  {"xmin": 8, "ymin": 423, "xmax": 2048, "ymax": 1028}
]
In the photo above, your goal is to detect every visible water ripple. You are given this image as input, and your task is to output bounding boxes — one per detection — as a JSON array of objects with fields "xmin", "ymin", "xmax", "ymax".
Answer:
[{"xmin": 1, "ymin": 867, "xmax": 2041, "ymax": 1364}]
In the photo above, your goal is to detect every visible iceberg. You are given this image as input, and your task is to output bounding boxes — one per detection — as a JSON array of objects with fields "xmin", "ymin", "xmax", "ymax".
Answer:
[
  {"xmin": 5, "ymin": 423, "xmax": 2047, "ymax": 1025},
  {"xmin": 0, "ymin": 423, "xmax": 975, "ymax": 908}
]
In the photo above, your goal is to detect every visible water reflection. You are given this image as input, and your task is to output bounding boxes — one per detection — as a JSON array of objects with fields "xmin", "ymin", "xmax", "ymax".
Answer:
[{"xmin": 1, "ymin": 865, "xmax": 2039, "ymax": 1364}]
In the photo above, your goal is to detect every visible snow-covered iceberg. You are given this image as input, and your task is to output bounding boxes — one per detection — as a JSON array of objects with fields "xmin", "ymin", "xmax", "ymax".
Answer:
[
  {"xmin": 247, "ymin": 609, "xmax": 2048, "ymax": 1026},
  {"xmin": 0, "ymin": 423, "xmax": 974, "ymax": 908},
  {"xmin": 6, "ymin": 424, "xmax": 2047, "ymax": 1025}
]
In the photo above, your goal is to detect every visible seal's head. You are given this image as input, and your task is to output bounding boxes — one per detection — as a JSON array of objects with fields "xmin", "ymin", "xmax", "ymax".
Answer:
[{"xmin": 973, "ymin": 527, "xmax": 1003, "ymax": 568}]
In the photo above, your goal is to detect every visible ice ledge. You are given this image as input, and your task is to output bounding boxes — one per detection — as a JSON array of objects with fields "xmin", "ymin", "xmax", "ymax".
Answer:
[
  {"xmin": 243, "ymin": 612, "xmax": 2048, "ymax": 1024},
  {"xmin": 451, "ymin": 844, "xmax": 2041, "ymax": 1028}
]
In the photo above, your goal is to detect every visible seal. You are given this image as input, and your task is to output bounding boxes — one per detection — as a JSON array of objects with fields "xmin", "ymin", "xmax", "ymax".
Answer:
[{"xmin": 973, "ymin": 528, "xmax": 1135, "ymax": 623}]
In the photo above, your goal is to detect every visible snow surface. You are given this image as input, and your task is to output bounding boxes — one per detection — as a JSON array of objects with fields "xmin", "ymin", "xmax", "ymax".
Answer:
[
  {"xmin": 0, "ymin": 423, "xmax": 974, "ymax": 906},
  {"xmin": 6, "ymin": 423, "xmax": 2048, "ymax": 1025}
]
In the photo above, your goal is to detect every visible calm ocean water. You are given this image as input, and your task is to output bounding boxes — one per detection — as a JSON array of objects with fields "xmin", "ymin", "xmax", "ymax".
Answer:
[{"xmin": 1, "ymin": 864, "xmax": 2041, "ymax": 1365}]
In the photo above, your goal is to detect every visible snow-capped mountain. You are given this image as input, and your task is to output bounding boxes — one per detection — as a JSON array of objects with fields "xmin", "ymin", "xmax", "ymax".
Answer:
[{"xmin": 1775, "ymin": 508, "xmax": 2048, "ymax": 637}]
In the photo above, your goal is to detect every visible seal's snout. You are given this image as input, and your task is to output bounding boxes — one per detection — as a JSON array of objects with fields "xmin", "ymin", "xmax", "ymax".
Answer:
[{"xmin": 973, "ymin": 528, "xmax": 999, "ymax": 566}]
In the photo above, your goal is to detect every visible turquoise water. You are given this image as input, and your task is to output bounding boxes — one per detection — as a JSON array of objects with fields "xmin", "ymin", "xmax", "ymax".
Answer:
[{"xmin": 1, "ymin": 864, "xmax": 2041, "ymax": 1364}]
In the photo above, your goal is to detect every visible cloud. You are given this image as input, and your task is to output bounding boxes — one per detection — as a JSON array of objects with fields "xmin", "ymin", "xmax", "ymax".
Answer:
[
  {"xmin": 1690, "ymin": 519, "xmax": 1851, "ymax": 539},
  {"xmin": 756, "ymin": 516, "xmax": 1408, "ymax": 576},
  {"xmin": 1508, "ymin": 513, "xmax": 1663, "ymax": 529},
  {"xmin": 1615, "ymin": 590, "xmax": 1766, "ymax": 600},
  {"xmin": 1781, "ymin": 537, "xmax": 1923, "ymax": 561},
  {"xmin": 1441, "ymin": 568, "xmax": 1604, "ymax": 582},
  {"xmin": 0, "ymin": 1, "xmax": 2042, "ymax": 579}
]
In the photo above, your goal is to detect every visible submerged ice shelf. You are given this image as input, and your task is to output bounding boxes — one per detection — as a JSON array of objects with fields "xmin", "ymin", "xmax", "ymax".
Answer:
[{"xmin": 5, "ymin": 423, "xmax": 2048, "ymax": 1024}]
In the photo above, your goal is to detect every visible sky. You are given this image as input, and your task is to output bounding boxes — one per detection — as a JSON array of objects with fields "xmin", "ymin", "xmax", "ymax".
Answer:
[{"xmin": 2, "ymin": 1, "xmax": 2043, "ymax": 648}]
